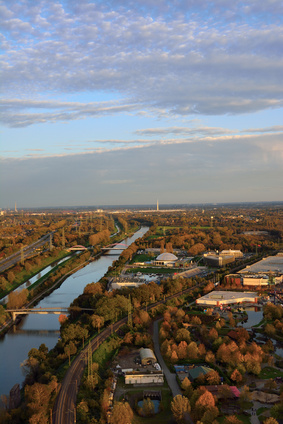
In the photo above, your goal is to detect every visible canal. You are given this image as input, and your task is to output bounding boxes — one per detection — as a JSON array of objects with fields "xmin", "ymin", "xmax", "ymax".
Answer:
[{"xmin": 0, "ymin": 227, "xmax": 148, "ymax": 399}]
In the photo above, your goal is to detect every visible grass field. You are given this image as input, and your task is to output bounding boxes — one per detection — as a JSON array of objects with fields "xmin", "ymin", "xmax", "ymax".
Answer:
[{"xmin": 259, "ymin": 366, "xmax": 283, "ymax": 379}]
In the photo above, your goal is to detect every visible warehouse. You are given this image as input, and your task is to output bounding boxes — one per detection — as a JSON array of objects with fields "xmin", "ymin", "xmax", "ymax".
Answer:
[{"xmin": 196, "ymin": 290, "xmax": 258, "ymax": 306}]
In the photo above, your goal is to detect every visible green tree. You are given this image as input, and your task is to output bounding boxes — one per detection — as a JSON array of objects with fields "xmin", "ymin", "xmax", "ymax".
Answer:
[
  {"xmin": 64, "ymin": 341, "xmax": 77, "ymax": 366},
  {"xmin": 0, "ymin": 305, "xmax": 7, "ymax": 325},
  {"xmin": 239, "ymin": 386, "xmax": 253, "ymax": 410}
]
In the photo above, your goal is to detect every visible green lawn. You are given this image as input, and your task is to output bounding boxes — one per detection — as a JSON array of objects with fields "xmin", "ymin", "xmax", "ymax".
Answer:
[
  {"xmin": 259, "ymin": 366, "xmax": 283, "ymax": 379},
  {"xmin": 217, "ymin": 413, "xmax": 251, "ymax": 424},
  {"xmin": 0, "ymin": 250, "xmax": 70, "ymax": 300},
  {"xmin": 130, "ymin": 254, "xmax": 154, "ymax": 264}
]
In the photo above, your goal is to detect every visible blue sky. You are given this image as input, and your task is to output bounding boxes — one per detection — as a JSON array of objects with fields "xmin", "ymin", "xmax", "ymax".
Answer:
[{"xmin": 0, "ymin": 0, "xmax": 282, "ymax": 208}]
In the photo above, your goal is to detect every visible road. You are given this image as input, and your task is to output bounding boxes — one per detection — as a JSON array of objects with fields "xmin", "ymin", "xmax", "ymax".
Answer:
[
  {"xmin": 52, "ymin": 283, "xmax": 203, "ymax": 424},
  {"xmin": 0, "ymin": 232, "xmax": 54, "ymax": 273}
]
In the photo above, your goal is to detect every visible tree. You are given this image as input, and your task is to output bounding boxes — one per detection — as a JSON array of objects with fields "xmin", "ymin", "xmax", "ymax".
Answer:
[
  {"xmin": 239, "ymin": 386, "xmax": 253, "ymax": 410},
  {"xmin": 111, "ymin": 401, "xmax": 133, "ymax": 424},
  {"xmin": 25, "ymin": 381, "xmax": 56, "ymax": 424},
  {"xmin": 176, "ymin": 328, "xmax": 191, "ymax": 343},
  {"xmin": 195, "ymin": 390, "xmax": 215, "ymax": 421},
  {"xmin": 0, "ymin": 305, "xmax": 7, "ymax": 325},
  {"xmin": 224, "ymin": 416, "xmax": 242, "ymax": 424},
  {"xmin": 171, "ymin": 395, "xmax": 191, "ymax": 423},
  {"xmin": 205, "ymin": 351, "xmax": 215, "ymax": 364},
  {"xmin": 187, "ymin": 341, "xmax": 198, "ymax": 360},
  {"xmin": 230, "ymin": 369, "xmax": 242, "ymax": 384},
  {"xmin": 181, "ymin": 377, "xmax": 193, "ymax": 398},
  {"xmin": 206, "ymin": 370, "xmax": 220, "ymax": 385},
  {"xmin": 177, "ymin": 341, "xmax": 188, "ymax": 359},
  {"xmin": 64, "ymin": 342, "xmax": 77, "ymax": 366},
  {"xmin": 202, "ymin": 406, "xmax": 219, "ymax": 424},
  {"xmin": 141, "ymin": 398, "xmax": 155, "ymax": 416},
  {"xmin": 264, "ymin": 418, "xmax": 279, "ymax": 424},
  {"xmin": 208, "ymin": 328, "xmax": 218, "ymax": 341},
  {"xmin": 91, "ymin": 314, "xmax": 104, "ymax": 332}
]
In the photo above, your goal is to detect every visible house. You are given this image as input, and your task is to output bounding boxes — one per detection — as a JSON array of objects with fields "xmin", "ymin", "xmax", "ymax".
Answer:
[{"xmin": 188, "ymin": 366, "xmax": 213, "ymax": 382}]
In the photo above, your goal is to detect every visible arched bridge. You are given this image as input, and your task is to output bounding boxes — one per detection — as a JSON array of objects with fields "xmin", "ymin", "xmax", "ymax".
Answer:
[
  {"xmin": 7, "ymin": 307, "xmax": 95, "ymax": 322},
  {"xmin": 101, "ymin": 243, "xmax": 128, "ymax": 251}
]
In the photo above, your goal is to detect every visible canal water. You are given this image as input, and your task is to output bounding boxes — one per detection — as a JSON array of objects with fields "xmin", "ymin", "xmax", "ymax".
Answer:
[{"xmin": 0, "ymin": 227, "xmax": 148, "ymax": 398}]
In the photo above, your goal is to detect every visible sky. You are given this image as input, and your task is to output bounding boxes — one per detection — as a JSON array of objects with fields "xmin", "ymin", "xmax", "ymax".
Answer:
[{"xmin": 1, "ymin": 0, "xmax": 282, "ymax": 208}]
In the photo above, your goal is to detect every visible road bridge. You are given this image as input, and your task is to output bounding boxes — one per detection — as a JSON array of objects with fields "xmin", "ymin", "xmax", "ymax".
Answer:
[
  {"xmin": 7, "ymin": 307, "xmax": 95, "ymax": 322},
  {"xmin": 101, "ymin": 242, "xmax": 128, "ymax": 251}
]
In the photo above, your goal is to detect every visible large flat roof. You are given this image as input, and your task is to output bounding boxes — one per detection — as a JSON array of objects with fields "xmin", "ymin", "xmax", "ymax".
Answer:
[
  {"xmin": 196, "ymin": 290, "xmax": 258, "ymax": 305},
  {"xmin": 240, "ymin": 254, "xmax": 283, "ymax": 274}
]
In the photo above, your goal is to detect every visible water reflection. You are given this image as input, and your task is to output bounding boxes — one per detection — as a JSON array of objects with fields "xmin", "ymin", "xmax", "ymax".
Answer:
[{"xmin": 0, "ymin": 227, "xmax": 149, "ymax": 398}]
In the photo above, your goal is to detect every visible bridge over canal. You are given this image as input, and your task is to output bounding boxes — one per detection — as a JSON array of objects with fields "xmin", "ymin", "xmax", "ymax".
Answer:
[{"xmin": 6, "ymin": 307, "xmax": 95, "ymax": 322}]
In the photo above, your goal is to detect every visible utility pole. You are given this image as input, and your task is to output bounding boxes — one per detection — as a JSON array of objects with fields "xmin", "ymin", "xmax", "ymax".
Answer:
[
  {"xmin": 21, "ymin": 245, "xmax": 25, "ymax": 265},
  {"xmin": 49, "ymin": 234, "xmax": 53, "ymax": 251},
  {"xmin": 128, "ymin": 295, "xmax": 132, "ymax": 327},
  {"xmin": 88, "ymin": 342, "xmax": 93, "ymax": 388}
]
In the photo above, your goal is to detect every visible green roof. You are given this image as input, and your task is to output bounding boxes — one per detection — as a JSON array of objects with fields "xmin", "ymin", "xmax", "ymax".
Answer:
[{"xmin": 189, "ymin": 366, "xmax": 213, "ymax": 380}]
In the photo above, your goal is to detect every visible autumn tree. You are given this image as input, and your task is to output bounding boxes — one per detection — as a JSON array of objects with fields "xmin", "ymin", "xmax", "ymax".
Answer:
[
  {"xmin": 91, "ymin": 314, "xmax": 104, "ymax": 332},
  {"xmin": 230, "ymin": 369, "xmax": 243, "ymax": 385},
  {"xmin": 171, "ymin": 395, "xmax": 191, "ymax": 423},
  {"xmin": 224, "ymin": 416, "xmax": 242, "ymax": 424},
  {"xmin": 111, "ymin": 401, "xmax": 133, "ymax": 424},
  {"xmin": 206, "ymin": 370, "xmax": 221, "ymax": 385},
  {"xmin": 25, "ymin": 380, "xmax": 57, "ymax": 424},
  {"xmin": 194, "ymin": 389, "xmax": 216, "ymax": 421},
  {"xmin": 181, "ymin": 377, "xmax": 193, "ymax": 398},
  {"xmin": 239, "ymin": 386, "xmax": 253, "ymax": 410},
  {"xmin": 264, "ymin": 418, "xmax": 279, "ymax": 424},
  {"xmin": 175, "ymin": 328, "xmax": 191, "ymax": 343},
  {"xmin": 141, "ymin": 398, "xmax": 155, "ymax": 417}
]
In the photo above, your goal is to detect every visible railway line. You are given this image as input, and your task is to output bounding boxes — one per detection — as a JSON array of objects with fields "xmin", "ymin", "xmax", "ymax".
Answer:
[{"xmin": 52, "ymin": 283, "xmax": 201, "ymax": 424}]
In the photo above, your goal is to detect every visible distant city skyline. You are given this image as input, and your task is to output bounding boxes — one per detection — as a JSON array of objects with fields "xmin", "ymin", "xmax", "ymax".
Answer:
[{"xmin": 1, "ymin": 1, "xmax": 282, "ymax": 208}]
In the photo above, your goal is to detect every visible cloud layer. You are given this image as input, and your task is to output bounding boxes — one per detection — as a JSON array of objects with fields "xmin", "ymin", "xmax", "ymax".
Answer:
[
  {"xmin": 1, "ymin": 132, "xmax": 282, "ymax": 207},
  {"xmin": 1, "ymin": 0, "xmax": 283, "ymax": 127}
]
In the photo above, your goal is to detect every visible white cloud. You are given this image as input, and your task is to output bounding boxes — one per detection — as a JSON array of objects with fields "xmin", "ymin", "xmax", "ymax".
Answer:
[{"xmin": 1, "ymin": 0, "xmax": 282, "ymax": 124}]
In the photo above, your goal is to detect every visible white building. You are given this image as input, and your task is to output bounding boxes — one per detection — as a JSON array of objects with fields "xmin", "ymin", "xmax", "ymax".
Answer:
[
  {"xmin": 152, "ymin": 252, "xmax": 178, "ymax": 267},
  {"xmin": 196, "ymin": 290, "xmax": 259, "ymax": 306},
  {"xmin": 125, "ymin": 371, "xmax": 164, "ymax": 385},
  {"xmin": 220, "ymin": 250, "xmax": 243, "ymax": 258}
]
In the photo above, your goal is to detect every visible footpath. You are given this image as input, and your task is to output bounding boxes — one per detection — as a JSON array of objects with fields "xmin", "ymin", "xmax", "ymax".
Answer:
[{"xmin": 153, "ymin": 319, "xmax": 193, "ymax": 424}]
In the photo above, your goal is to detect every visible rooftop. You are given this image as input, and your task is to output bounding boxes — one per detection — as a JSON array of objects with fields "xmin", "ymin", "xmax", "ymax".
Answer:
[{"xmin": 240, "ymin": 254, "xmax": 283, "ymax": 274}]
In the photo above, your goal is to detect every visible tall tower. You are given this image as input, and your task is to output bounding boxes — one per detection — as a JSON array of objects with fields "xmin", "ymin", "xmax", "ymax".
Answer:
[
  {"xmin": 157, "ymin": 199, "xmax": 159, "ymax": 211},
  {"xmin": 15, "ymin": 202, "xmax": 17, "ymax": 212}
]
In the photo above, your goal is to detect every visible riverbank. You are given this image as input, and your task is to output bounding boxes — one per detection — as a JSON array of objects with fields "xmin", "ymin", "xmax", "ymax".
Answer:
[{"xmin": 0, "ymin": 226, "xmax": 146, "ymax": 399}]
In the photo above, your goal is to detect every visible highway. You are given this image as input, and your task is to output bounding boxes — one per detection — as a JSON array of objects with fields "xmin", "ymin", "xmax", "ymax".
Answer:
[
  {"xmin": 0, "ymin": 232, "xmax": 54, "ymax": 273},
  {"xmin": 52, "ymin": 283, "xmax": 202, "ymax": 424}
]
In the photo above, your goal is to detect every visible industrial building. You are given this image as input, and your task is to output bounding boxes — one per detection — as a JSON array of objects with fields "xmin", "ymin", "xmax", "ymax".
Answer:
[
  {"xmin": 124, "ymin": 370, "xmax": 164, "ymax": 385},
  {"xmin": 220, "ymin": 250, "xmax": 243, "ymax": 258},
  {"xmin": 240, "ymin": 253, "xmax": 283, "ymax": 275},
  {"xmin": 203, "ymin": 253, "xmax": 235, "ymax": 267},
  {"xmin": 196, "ymin": 290, "xmax": 258, "ymax": 306}
]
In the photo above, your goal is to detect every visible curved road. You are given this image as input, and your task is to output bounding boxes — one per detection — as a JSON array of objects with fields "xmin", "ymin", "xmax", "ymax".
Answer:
[{"xmin": 52, "ymin": 283, "xmax": 203, "ymax": 424}]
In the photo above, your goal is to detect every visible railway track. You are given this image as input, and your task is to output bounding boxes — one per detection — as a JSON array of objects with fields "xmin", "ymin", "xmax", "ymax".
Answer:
[{"xmin": 52, "ymin": 283, "xmax": 201, "ymax": 424}]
